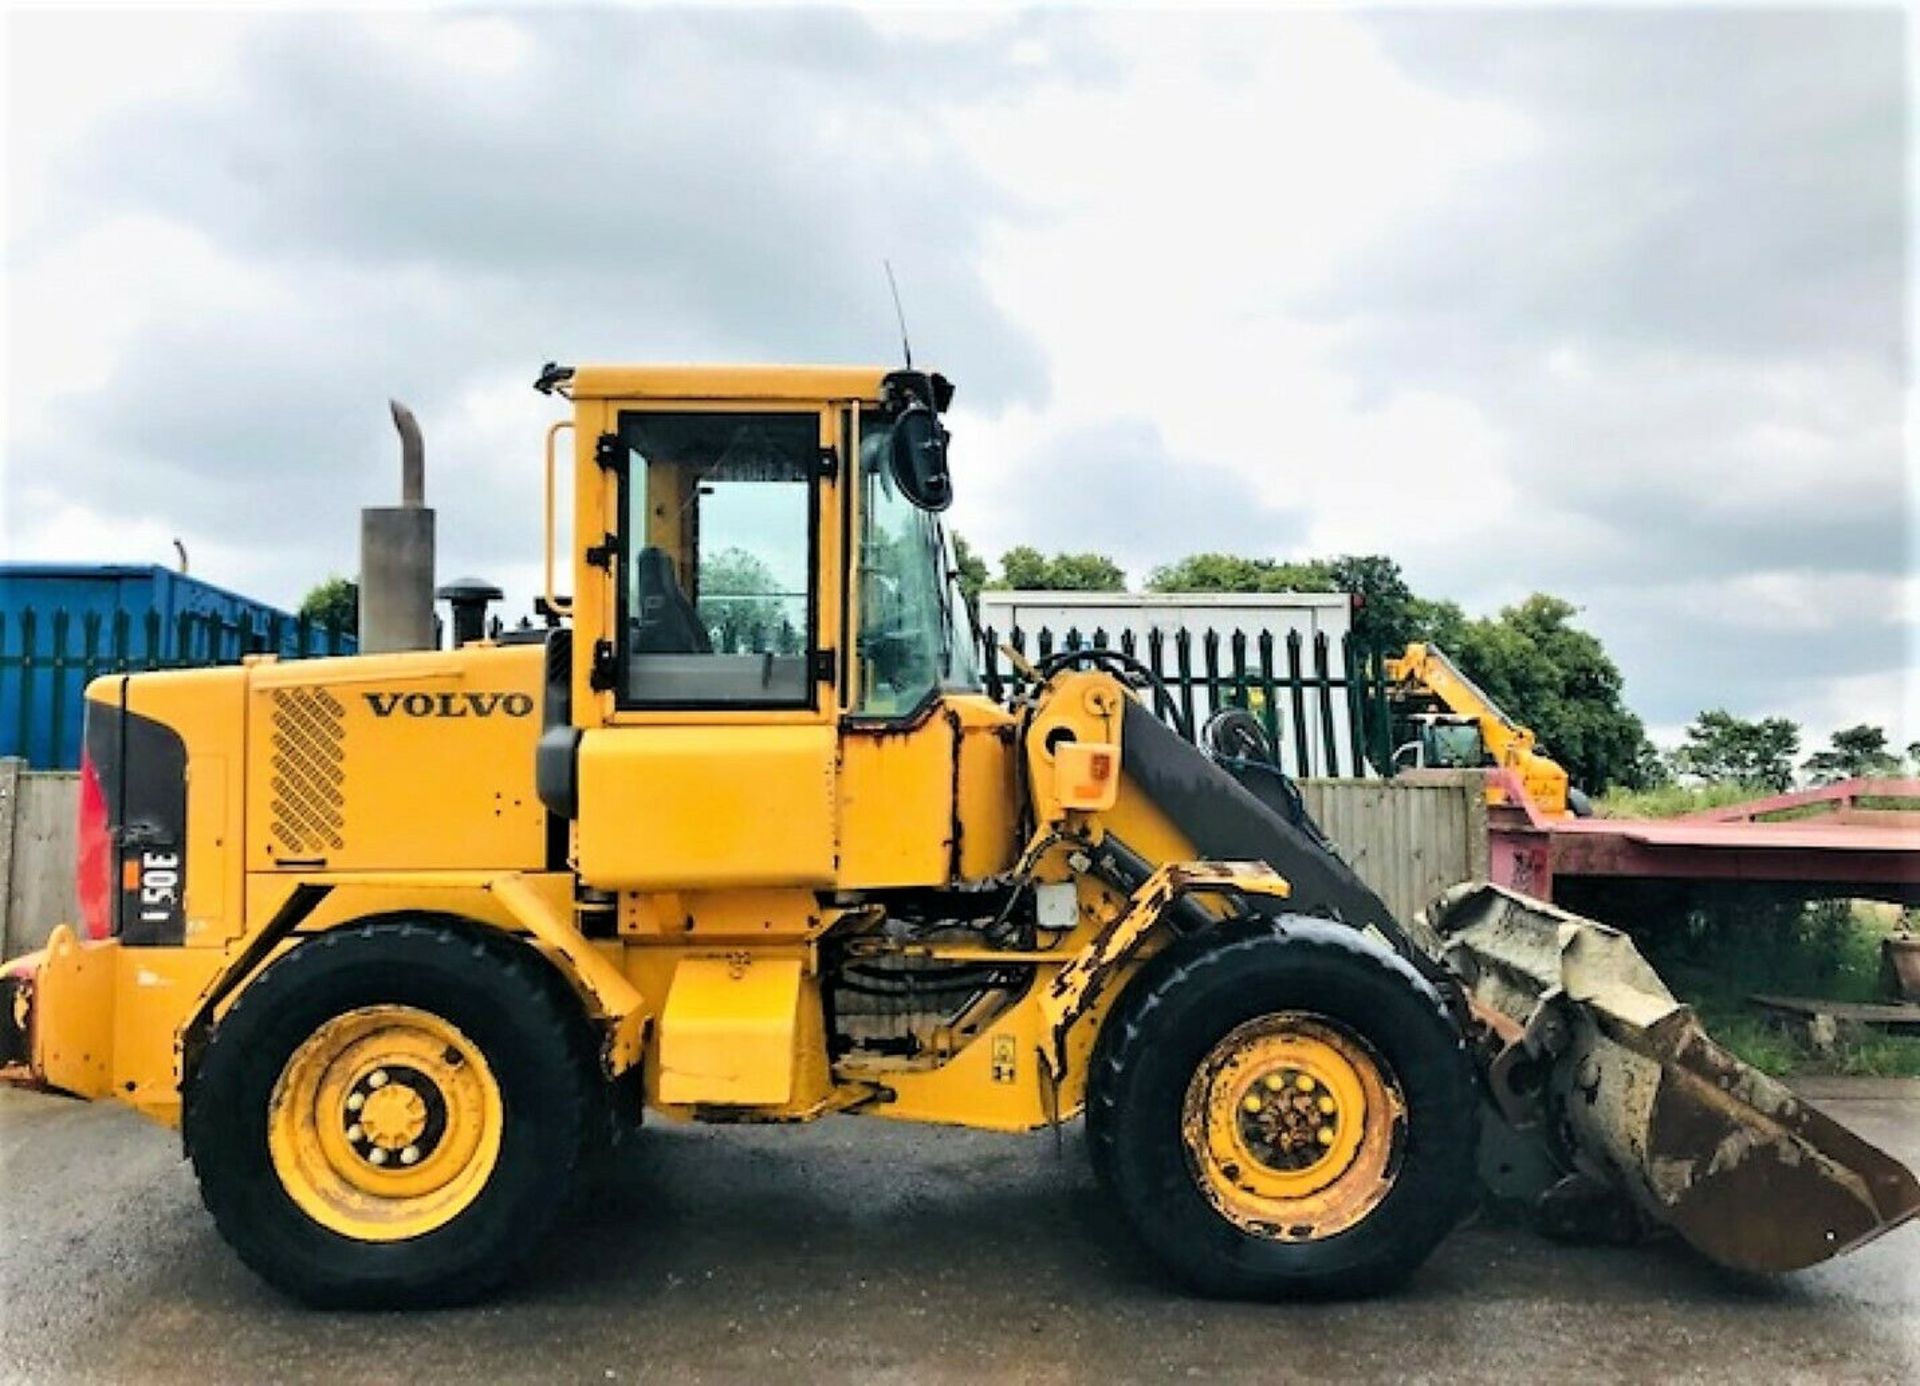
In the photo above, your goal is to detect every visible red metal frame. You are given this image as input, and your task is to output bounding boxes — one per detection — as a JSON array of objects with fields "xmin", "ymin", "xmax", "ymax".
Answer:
[
  {"xmin": 1485, "ymin": 773, "xmax": 1920, "ymax": 903},
  {"xmin": 1677, "ymin": 777, "xmax": 1920, "ymax": 824}
]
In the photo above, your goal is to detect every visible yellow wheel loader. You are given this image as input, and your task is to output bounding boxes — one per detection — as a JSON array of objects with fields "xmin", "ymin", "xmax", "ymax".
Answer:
[{"xmin": 1, "ymin": 363, "xmax": 1912, "ymax": 1307}]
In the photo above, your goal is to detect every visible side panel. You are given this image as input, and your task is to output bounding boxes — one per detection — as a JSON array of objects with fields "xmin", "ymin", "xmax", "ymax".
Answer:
[
  {"xmin": 954, "ymin": 703, "xmax": 1021, "ymax": 879},
  {"xmin": 576, "ymin": 724, "xmax": 837, "ymax": 889},
  {"xmin": 90, "ymin": 667, "xmax": 248, "ymax": 947},
  {"xmin": 836, "ymin": 696, "xmax": 1020, "ymax": 889},
  {"xmin": 837, "ymin": 711, "xmax": 957, "ymax": 888},
  {"xmin": 656, "ymin": 956, "xmax": 804, "ymax": 1105},
  {"xmin": 27, "ymin": 927, "xmax": 226, "ymax": 1122},
  {"xmin": 244, "ymin": 645, "xmax": 548, "ymax": 874},
  {"xmin": 113, "ymin": 945, "xmax": 223, "ymax": 1119}
]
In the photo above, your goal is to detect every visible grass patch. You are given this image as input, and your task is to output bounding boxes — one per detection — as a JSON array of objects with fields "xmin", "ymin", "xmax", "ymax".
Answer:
[
  {"xmin": 1597, "ymin": 781, "xmax": 1920, "ymax": 822},
  {"xmin": 1596, "ymin": 781, "xmax": 1763, "ymax": 819},
  {"xmin": 1637, "ymin": 896, "xmax": 1920, "ymax": 1079},
  {"xmin": 1684, "ymin": 1003, "xmax": 1803, "ymax": 1077}
]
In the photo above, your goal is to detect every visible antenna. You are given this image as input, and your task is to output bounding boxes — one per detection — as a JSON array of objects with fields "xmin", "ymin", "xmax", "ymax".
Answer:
[{"xmin": 884, "ymin": 259, "xmax": 913, "ymax": 369}]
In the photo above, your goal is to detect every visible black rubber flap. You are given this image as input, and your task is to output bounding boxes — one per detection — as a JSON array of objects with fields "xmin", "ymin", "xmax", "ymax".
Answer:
[{"xmin": 1119, "ymin": 700, "xmax": 1399, "ymax": 934}]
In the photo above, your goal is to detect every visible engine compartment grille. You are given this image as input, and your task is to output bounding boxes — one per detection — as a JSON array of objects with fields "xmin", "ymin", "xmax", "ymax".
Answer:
[{"xmin": 268, "ymin": 687, "xmax": 347, "ymax": 855}]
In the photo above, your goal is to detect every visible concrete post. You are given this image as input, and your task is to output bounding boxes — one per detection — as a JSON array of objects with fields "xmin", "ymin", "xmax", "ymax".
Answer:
[
  {"xmin": 358, "ymin": 400, "xmax": 437, "ymax": 653},
  {"xmin": 0, "ymin": 758, "xmax": 19, "ymax": 958}
]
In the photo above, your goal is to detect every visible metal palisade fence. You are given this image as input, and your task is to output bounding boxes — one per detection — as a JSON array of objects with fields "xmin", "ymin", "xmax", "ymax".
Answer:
[
  {"xmin": 980, "ymin": 622, "xmax": 1394, "ymax": 779},
  {"xmin": 0, "ymin": 606, "xmax": 354, "ymax": 769}
]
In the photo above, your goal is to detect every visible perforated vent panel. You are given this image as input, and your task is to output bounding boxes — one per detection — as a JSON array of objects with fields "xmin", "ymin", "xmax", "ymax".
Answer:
[{"xmin": 269, "ymin": 687, "xmax": 346, "ymax": 855}]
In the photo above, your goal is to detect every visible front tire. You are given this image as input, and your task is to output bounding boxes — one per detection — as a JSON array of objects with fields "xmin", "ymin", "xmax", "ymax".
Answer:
[
  {"xmin": 1086, "ymin": 918, "xmax": 1476, "ymax": 1298},
  {"xmin": 186, "ymin": 920, "xmax": 592, "ymax": 1308}
]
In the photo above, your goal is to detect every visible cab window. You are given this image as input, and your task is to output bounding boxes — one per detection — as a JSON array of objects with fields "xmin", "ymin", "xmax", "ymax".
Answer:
[
  {"xmin": 855, "ymin": 413, "xmax": 981, "ymax": 716},
  {"xmin": 617, "ymin": 411, "xmax": 817, "ymax": 707}
]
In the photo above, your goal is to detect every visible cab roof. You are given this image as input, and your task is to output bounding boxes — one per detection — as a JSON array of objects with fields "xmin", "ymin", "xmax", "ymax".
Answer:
[{"xmin": 563, "ymin": 364, "xmax": 897, "ymax": 403}]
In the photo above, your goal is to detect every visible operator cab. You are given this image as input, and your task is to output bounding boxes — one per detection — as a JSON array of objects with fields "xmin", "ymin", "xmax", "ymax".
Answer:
[
  {"xmin": 1392, "ymin": 713, "xmax": 1487, "ymax": 772},
  {"xmin": 535, "ymin": 364, "xmax": 978, "ymax": 719},
  {"xmin": 537, "ymin": 363, "xmax": 1003, "ymax": 895}
]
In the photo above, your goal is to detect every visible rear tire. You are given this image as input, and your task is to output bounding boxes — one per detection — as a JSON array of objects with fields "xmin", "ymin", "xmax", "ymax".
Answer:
[
  {"xmin": 186, "ymin": 920, "xmax": 593, "ymax": 1308},
  {"xmin": 1086, "ymin": 918, "xmax": 1475, "ymax": 1298}
]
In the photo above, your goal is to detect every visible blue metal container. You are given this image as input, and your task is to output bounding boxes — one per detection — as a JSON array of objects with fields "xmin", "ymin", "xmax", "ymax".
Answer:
[{"xmin": 0, "ymin": 564, "xmax": 356, "ymax": 769}]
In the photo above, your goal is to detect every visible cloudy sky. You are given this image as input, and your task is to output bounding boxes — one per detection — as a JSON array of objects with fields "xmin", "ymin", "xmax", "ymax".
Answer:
[{"xmin": 3, "ymin": 2, "xmax": 1910, "ymax": 748}]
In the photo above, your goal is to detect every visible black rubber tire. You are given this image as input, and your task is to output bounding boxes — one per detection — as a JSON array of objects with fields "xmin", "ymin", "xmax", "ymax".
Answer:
[
  {"xmin": 1086, "ymin": 917, "xmax": 1476, "ymax": 1299},
  {"xmin": 185, "ymin": 920, "xmax": 593, "ymax": 1308}
]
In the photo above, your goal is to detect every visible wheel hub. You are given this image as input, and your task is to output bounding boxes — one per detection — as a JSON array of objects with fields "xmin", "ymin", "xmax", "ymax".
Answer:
[
  {"xmin": 267, "ymin": 1004, "xmax": 502, "ymax": 1242},
  {"xmin": 1182, "ymin": 1011, "xmax": 1407, "ymax": 1241},
  {"xmin": 1237, "ymin": 1068, "xmax": 1341, "ymax": 1172},
  {"xmin": 346, "ymin": 1068, "xmax": 443, "ymax": 1164}
]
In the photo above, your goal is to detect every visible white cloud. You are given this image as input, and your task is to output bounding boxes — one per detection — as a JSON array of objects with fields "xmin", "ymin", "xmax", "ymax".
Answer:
[{"xmin": 2, "ymin": 5, "xmax": 1907, "ymax": 754}]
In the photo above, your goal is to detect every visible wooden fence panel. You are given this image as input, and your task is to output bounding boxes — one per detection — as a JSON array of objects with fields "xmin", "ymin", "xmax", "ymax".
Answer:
[
  {"xmin": 1, "ymin": 768, "xmax": 79, "ymax": 957},
  {"xmin": 1299, "ymin": 771, "xmax": 1489, "ymax": 923}
]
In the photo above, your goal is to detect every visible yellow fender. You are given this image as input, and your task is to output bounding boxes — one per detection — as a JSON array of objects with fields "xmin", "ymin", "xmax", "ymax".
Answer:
[
  {"xmin": 187, "ymin": 872, "xmax": 646, "ymax": 1080},
  {"xmin": 1037, "ymin": 860, "xmax": 1292, "ymax": 1080}
]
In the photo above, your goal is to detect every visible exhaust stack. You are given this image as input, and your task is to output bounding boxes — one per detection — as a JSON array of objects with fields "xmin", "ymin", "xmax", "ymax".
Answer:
[{"xmin": 358, "ymin": 400, "xmax": 437, "ymax": 652}]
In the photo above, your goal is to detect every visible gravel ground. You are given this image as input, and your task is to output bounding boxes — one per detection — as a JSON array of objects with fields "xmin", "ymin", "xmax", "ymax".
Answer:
[{"xmin": 0, "ymin": 1077, "xmax": 1914, "ymax": 1384}]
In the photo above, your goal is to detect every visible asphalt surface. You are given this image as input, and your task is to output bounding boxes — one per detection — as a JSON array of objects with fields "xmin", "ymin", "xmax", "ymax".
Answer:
[{"xmin": 1, "ymin": 1078, "xmax": 1915, "ymax": 1384}]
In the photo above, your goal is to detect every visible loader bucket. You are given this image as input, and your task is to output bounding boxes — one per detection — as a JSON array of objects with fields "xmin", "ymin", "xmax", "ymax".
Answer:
[{"xmin": 1423, "ymin": 882, "xmax": 1920, "ymax": 1272}]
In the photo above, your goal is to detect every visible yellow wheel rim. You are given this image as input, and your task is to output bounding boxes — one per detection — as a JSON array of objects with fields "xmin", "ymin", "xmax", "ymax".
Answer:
[
  {"xmin": 268, "ymin": 1005, "xmax": 502, "ymax": 1243},
  {"xmin": 1182, "ymin": 1012, "xmax": 1406, "ymax": 1240}
]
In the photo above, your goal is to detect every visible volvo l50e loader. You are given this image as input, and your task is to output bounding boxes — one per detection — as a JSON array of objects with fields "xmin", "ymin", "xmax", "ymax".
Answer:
[{"xmin": 2, "ymin": 364, "xmax": 1913, "ymax": 1307}]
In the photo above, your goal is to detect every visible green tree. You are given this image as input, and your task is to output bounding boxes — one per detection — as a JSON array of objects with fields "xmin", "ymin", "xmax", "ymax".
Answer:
[
  {"xmin": 950, "ymin": 532, "xmax": 989, "ymax": 609},
  {"xmin": 698, "ymin": 547, "xmax": 798, "ymax": 653},
  {"xmin": 1670, "ymin": 708, "xmax": 1801, "ymax": 791},
  {"xmin": 1803, "ymin": 724, "xmax": 1902, "ymax": 784},
  {"xmin": 1325, "ymin": 554, "xmax": 1418, "ymax": 651},
  {"xmin": 997, "ymin": 546, "xmax": 1050, "ymax": 589},
  {"xmin": 1145, "ymin": 551, "xmax": 1455, "ymax": 652},
  {"xmin": 1450, "ymin": 594, "xmax": 1655, "ymax": 794},
  {"xmin": 1145, "ymin": 552, "xmax": 1320, "ymax": 593},
  {"xmin": 993, "ymin": 547, "xmax": 1126, "ymax": 591},
  {"xmin": 297, "ymin": 576, "xmax": 358, "ymax": 636},
  {"xmin": 1405, "ymin": 597, "xmax": 1469, "ymax": 653}
]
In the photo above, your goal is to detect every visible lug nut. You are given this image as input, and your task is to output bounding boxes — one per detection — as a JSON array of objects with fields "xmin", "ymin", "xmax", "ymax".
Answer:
[
  {"xmin": 369, "ymin": 1070, "xmax": 389, "ymax": 1089},
  {"xmin": 346, "ymin": 1092, "xmax": 365, "ymax": 1112},
  {"xmin": 400, "ymin": 1146, "xmax": 420, "ymax": 1165},
  {"xmin": 369, "ymin": 1148, "xmax": 388, "ymax": 1166},
  {"xmin": 347, "ymin": 1124, "xmax": 365, "ymax": 1143}
]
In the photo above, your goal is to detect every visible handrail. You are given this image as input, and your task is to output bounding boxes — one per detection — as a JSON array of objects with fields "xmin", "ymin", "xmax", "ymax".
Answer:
[{"xmin": 544, "ymin": 419, "xmax": 576, "ymax": 618}]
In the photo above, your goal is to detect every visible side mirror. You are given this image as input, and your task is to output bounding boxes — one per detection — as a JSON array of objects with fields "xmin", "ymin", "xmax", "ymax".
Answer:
[{"xmin": 890, "ymin": 401, "xmax": 952, "ymax": 512}]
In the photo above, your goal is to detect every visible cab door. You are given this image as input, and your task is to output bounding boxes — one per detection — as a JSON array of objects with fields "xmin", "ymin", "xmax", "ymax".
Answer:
[
  {"xmin": 833, "ymin": 403, "xmax": 1016, "ymax": 888},
  {"xmin": 575, "ymin": 402, "xmax": 843, "ymax": 891}
]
